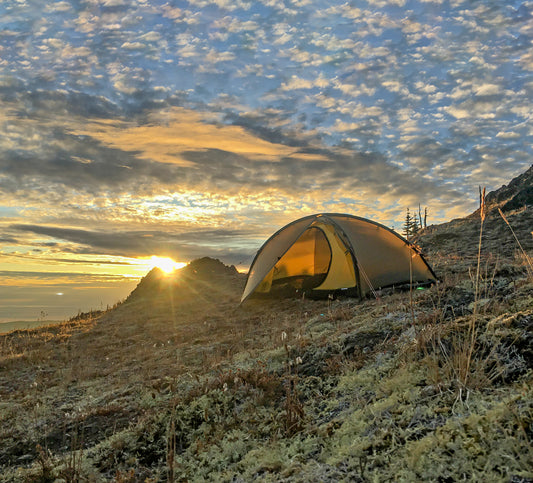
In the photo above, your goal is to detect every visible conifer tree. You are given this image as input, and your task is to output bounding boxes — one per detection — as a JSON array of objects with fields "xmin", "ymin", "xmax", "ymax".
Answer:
[
  {"xmin": 411, "ymin": 215, "xmax": 419, "ymax": 235},
  {"xmin": 403, "ymin": 207, "xmax": 422, "ymax": 238},
  {"xmin": 403, "ymin": 207, "xmax": 413, "ymax": 238}
]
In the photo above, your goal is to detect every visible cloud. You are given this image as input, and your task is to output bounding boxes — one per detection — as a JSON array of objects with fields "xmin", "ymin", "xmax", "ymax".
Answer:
[
  {"xmin": 0, "ymin": 124, "xmax": 177, "ymax": 194},
  {"xmin": 0, "ymin": 236, "xmax": 18, "ymax": 244},
  {"xmin": 212, "ymin": 16, "xmax": 259, "ymax": 33},
  {"xmin": 333, "ymin": 79, "xmax": 376, "ymax": 98},
  {"xmin": 496, "ymin": 131, "xmax": 520, "ymax": 139},
  {"xmin": 45, "ymin": 1, "xmax": 72, "ymax": 12},
  {"xmin": 2, "ymin": 88, "xmax": 469, "ymax": 260},
  {"xmin": 0, "ymin": 74, "xmax": 527, "ymax": 241},
  {"xmin": 121, "ymin": 41, "xmax": 145, "ymax": 50},
  {"xmin": 3, "ymin": 217, "xmax": 257, "ymax": 274},
  {"xmin": 367, "ymin": 0, "xmax": 406, "ymax": 6},
  {"xmin": 474, "ymin": 83, "xmax": 501, "ymax": 96},
  {"xmin": 8, "ymin": 224, "xmax": 254, "ymax": 261},
  {"xmin": 187, "ymin": 0, "xmax": 252, "ymax": 12},
  {"xmin": 280, "ymin": 75, "xmax": 330, "ymax": 91},
  {"xmin": 0, "ymin": 270, "xmax": 129, "ymax": 283},
  {"xmin": 76, "ymin": 107, "xmax": 296, "ymax": 165},
  {"xmin": 1, "ymin": 0, "xmax": 532, "ymax": 323},
  {"xmin": 397, "ymin": 138, "xmax": 452, "ymax": 171}
]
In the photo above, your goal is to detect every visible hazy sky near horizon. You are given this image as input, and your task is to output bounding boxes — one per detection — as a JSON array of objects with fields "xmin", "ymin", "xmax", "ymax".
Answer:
[{"xmin": 1, "ymin": 0, "xmax": 532, "ymax": 321}]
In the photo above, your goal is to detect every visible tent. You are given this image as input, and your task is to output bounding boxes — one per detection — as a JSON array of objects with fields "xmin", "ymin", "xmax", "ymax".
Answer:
[{"xmin": 241, "ymin": 213, "xmax": 437, "ymax": 302}]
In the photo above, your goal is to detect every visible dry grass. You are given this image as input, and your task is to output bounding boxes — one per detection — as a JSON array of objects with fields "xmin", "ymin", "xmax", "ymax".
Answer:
[{"xmin": 1, "ymin": 229, "xmax": 532, "ymax": 480}]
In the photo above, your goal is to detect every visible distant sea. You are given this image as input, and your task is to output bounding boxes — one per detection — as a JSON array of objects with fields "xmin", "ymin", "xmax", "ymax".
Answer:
[{"xmin": 0, "ymin": 320, "xmax": 62, "ymax": 334}]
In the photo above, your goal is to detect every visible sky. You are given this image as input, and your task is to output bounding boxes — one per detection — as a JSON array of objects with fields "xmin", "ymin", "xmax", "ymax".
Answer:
[{"xmin": 0, "ymin": 0, "xmax": 532, "ymax": 322}]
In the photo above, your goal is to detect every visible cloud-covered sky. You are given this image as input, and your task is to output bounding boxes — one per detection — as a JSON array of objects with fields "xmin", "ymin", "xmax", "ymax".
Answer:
[{"xmin": 1, "ymin": 0, "xmax": 531, "ymax": 321}]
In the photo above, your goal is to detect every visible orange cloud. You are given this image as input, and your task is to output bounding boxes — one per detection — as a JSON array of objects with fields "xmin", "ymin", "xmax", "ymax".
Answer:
[{"xmin": 77, "ymin": 107, "xmax": 299, "ymax": 165}]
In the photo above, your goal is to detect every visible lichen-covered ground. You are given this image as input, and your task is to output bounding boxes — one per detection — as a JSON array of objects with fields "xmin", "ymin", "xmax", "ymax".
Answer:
[{"xmin": 1, "ymin": 215, "xmax": 532, "ymax": 482}]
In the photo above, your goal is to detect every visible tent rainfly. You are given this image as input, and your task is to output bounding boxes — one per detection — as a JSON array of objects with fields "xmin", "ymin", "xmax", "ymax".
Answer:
[{"xmin": 241, "ymin": 213, "xmax": 437, "ymax": 303}]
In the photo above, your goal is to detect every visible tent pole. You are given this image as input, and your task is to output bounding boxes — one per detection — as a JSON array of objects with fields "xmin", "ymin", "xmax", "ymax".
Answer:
[{"xmin": 353, "ymin": 255, "xmax": 363, "ymax": 300}]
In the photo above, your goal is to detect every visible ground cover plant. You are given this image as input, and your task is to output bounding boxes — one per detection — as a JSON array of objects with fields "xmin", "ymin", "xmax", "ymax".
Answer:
[{"xmin": 1, "ymin": 179, "xmax": 532, "ymax": 481}]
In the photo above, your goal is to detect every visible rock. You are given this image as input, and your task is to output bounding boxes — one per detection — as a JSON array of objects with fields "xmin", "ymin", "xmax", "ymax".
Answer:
[{"xmin": 467, "ymin": 298, "xmax": 491, "ymax": 311}]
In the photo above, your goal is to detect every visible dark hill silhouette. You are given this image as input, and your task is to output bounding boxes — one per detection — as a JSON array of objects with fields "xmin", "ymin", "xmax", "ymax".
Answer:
[
  {"xmin": 125, "ymin": 257, "xmax": 244, "ymax": 305},
  {"xmin": 484, "ymin": 164, "xmax": 533, "ymax": 212}
]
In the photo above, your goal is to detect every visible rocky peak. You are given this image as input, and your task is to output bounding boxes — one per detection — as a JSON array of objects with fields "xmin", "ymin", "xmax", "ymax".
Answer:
[
  {"xmin": 125, "ymin": 257, "xmax": 243, "ymax": 304},
  {"xmin": 485, "ymin": 164, "xmax": 533, "ymax": 213}
]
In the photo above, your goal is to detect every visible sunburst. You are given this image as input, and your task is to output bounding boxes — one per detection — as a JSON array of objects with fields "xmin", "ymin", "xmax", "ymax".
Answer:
[{"xmin": 148, "ymin": 256, "xmax": 185, "ymax": 274}]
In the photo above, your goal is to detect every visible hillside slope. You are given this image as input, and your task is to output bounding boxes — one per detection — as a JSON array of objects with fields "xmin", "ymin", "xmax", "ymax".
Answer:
[
  {"xmin": 484, "ymin": 164, "xmax": 533, "ymax": 212},
  {"xmin": 416, "ymin": 164, "xmax": 532, "ymax": 276},
  {"xmin": 0, "ymin": 169, "xmax": 532, "ymax": 481}
]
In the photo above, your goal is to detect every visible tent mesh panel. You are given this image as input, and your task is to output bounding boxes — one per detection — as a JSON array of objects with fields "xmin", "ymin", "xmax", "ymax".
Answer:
[{"xmin": 271, "ymin": 227, "xmax": 331, "ymax": 290}]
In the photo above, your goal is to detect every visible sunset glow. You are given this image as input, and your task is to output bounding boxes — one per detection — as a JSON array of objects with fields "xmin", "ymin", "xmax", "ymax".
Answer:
[{"xmin": 146, "ymin": 256, "xmax": 186, "ymax": 274}]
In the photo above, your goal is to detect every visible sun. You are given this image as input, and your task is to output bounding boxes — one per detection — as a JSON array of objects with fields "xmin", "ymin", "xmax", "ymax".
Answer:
[{"xmin": 148, "ymin": 256, "xmax": 185, "ymax": 274}]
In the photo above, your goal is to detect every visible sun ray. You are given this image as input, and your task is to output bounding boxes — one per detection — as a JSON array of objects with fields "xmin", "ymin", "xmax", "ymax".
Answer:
[{"xmin": 146, "ymin": 256, "xmax": 185, "ymax": 274}]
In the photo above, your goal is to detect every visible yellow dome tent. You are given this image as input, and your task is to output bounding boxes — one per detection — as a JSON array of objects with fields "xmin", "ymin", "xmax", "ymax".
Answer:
[{"xmin": 241, "ymin": 213, "xmax": 436, "ymax": 302}]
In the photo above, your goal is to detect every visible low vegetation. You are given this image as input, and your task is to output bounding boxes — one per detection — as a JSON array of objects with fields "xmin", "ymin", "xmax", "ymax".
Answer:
[{"xmin": 1, "ymin": 196, "xmax": 532, "ymax": 481}]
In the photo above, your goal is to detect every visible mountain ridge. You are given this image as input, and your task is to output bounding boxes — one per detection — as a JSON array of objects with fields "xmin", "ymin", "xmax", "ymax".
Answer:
[
  {"xmin": 416, "ymin": 164, "xmax": 532, "ymax": 265},
  {"xmin": 484, "ymin": 163, "xmax": 533, "ymax": 213},
  {"xmin": 125, "ymin": 256, "xmax": 243, "ymax": 305}
]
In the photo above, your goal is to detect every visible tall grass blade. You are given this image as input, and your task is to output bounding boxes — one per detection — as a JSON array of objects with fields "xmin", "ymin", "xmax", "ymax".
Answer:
[
  {"xmin": 463, "ymin": 186, "xmax": 486, "ymax": 388},
  {"xmin": 498, "ymin": 207, "xmax": 533, "ymax": 276}
]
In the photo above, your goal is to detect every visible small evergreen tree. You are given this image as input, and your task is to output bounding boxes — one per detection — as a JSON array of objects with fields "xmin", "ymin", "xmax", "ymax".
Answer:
[
  {"xmin": 411, "ymin": 214, "xmax": 420, "ymax": 235},
  {"xmin": 403, "ymin": 207, "xmax": 422, "ymax": 238},
  {"xmin": 403, "ymin": 208, "xmax": 413, "ymax": 238}
]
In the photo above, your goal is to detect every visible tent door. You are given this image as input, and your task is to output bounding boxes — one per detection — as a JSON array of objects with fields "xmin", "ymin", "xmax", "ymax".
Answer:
[
  {"xmin": 257, "ymin": 226, "xmax": 332, "ymax": 292},
  {"xmin": 313, "ymin": 222, "xmax": 356, "ymax": 290}
]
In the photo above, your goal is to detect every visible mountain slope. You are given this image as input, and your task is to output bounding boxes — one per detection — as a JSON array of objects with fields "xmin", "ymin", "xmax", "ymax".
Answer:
[
  {"xmin": 416, "ymin": 164, "xmax": 532, "ymax": 272},
  {"xmin": 125, "ymin": 257, "xmax": 244, "ymax": 304},
  {"xmin": 484, "ymin": 164, "xmax": 533, "ymax": 212},
  {"xmin": 1, "ymin": 169, "xmax": 532, "ymax": 481}
]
